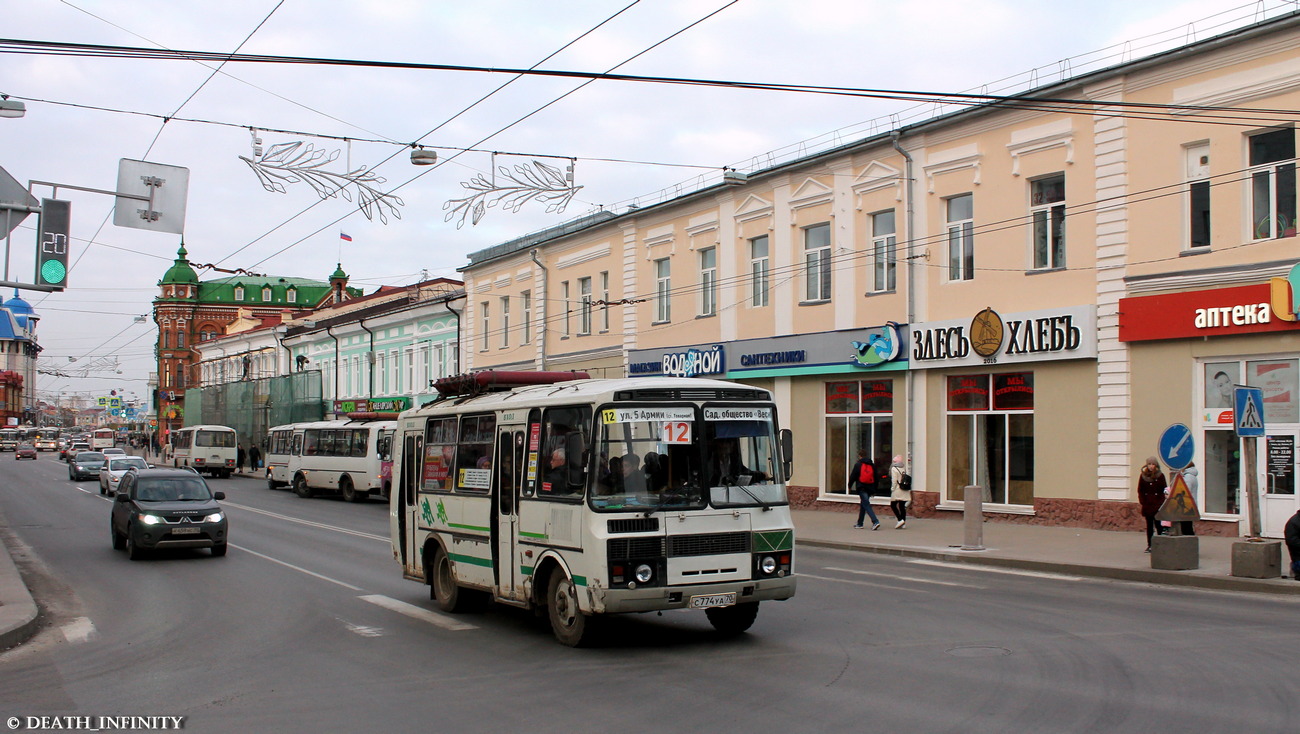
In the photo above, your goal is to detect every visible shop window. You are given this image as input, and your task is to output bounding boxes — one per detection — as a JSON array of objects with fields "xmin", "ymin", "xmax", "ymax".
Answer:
[
  {"xmin": 824, "ymin": 380, "xmax": 894, "ymax": 498},
  {"xmin": 946, "ymin": 372, "xmax": 1033, "ymax": 506},
  {"xmin": 1203, "ymin": 429, "xmax": 1240, "ymax": 515},
  {"xmin": 1248, "ymin": 358, "xmax": 1299, "ymax": 422},
  {"xmin": 946, "ymin": 374, "xmax": 990, "ymax": 411},
  {"xmin": 825, "ymin": 382, "xmax": 860, "ymax": 413}
]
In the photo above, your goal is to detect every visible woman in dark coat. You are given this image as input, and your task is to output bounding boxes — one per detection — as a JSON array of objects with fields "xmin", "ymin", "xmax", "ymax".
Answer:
[{"xmin": 1137, "ymin": 456, "xmax": 1167, "ymax": 553}]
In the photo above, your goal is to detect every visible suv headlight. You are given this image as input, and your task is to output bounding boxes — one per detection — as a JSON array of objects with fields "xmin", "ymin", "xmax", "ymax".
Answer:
[
  {"xmin": 202, "ymin": 512, "xmax": 225, "ymax": 523},
  {"xmin": 138, "ymin": 514, "xmax": 165, "ymax": 526}
]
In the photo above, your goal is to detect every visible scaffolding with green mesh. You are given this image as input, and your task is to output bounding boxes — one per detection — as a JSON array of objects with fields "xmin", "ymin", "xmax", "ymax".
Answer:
[{"xmin": 182, "ymin": 370, "xmax": 324, "ymax": 449}]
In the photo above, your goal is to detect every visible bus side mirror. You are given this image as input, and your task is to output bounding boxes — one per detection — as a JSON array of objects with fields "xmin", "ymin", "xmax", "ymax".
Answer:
[{"xmin": 779, "ymin": 429, "xmax": 793, "ymax": 482}]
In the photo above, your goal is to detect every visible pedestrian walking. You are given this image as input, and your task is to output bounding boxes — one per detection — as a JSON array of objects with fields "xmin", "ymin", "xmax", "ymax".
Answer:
[
  {"xmin": 1285, "ymin": 508, "xmax": 1300, "ymax": 581},
  {"xmin": 847, "ymin": 449, "xmax": 880, "ymax": 530},
  {"xmin": 236, "ymin": 443, "xmax": 247, "ymax": 473},
  {"xmin": 889, "ymin": 455, "xmax": 910, "ymax": 529},
  {"xmin": 1137, "ymin": 456, "xmax": 1167, "ymax": 552},
  {"xmin": 248, "ymin": 443, "xmax": 262, "ymax": 472}
]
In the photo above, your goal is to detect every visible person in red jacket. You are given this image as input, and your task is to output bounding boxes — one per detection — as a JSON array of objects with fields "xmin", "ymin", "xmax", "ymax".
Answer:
[{"xmin": 1137, "ymin": 456, "xmax": 1168, "ymax": 553}]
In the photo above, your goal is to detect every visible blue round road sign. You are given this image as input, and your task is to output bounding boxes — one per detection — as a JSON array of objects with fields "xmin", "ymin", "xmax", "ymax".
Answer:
[{"xmin": 1158, "ymin": 423, "xmax": 1195, "ymax": 470}]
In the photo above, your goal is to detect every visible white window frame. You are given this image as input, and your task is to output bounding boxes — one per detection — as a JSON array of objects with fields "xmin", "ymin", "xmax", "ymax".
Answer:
[
  {"xmin": 1185, "ymin": 143, "xmax": 1211, "ymax": 250},
  {"xmin": 404, "ymin": 347, "xmax": 416, "ymax": 393},
  {"xmin": 234, "ymin": 286, "xmax": 244, "ymax": 301},
  {"xmin": 521, "ymin": 290, "xmax": 532, "ymax": 345},
  {"xmin": 375, "ymin": 353, "xmax": 386, "ymax": 394},
  {"xmin": 287, "ymin": 288, "xmax": 297, "ymax": 303},
  {"xmin": 803, "ymin": 223, "xmax": 831, "ymax": 302},
  {"xmin": 1247, "ymin": 128, "xmax": 1296, "ymax": 241},
  {"xmin": 1029, "ymin": 174, "xmax": 1066, "ymax": 270},
  {"xmin": 262, "ymin": 287, "xmax": 272, "ymax": 302},
  {"xmin": 599, "ymin": 271, "xmax": 610, "ymax": 332},
  {"xmin": 561, "ymin": 281, "xmax": 571, "ymax": 337},
  {"xmin": 750, "ymin": 235, "xmax": 769, "ymax": 307},
  {"xmin": 946, "ymin": 194, "xmax": 974, "ymax": 282},
  {"xmin": 654, "ymin": 258, "xmax": 671, "ymax": 323},
  {"xmin": 699, "ymin": 247, "xmax": 717, "ymax": 316},
  {"xmin": 870, "ymin": 210, "xmax": 896, "ymax": 293},
  {"xmin": 500, "ymin": 296, "xmax": 511, "ymax": 348},
  {"xmin": 578, "ymin": 277, "xmax": 592, "ymax": 335},
  {"xmin": 479, "ymin": 301, "xmax": 489, "ymax": 351}
]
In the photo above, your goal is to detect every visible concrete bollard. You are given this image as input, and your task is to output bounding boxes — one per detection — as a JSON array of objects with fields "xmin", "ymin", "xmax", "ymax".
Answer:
[
  {"xmin": 962, "ymin": 485, "xmax": 985, "ymax": 551},
  {"xmin": 1150, "ymin": 535, "xmax": 1199, "ymax": 570},
  {"xmin": 1230, "ymin": 540, "xmax": 1281, "ymax": 578}
]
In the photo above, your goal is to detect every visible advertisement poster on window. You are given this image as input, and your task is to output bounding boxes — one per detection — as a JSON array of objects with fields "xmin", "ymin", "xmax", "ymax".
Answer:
[
  {"xmin": 1249, "ymin": 359, "xmax": 1299, "ymax": 423},
  {"xmin": 825, "ymin": 382, "xmax": 859, "ymax": 413},
  {"xmin": 1204, "ymin": 362, "xmax": 1239, "ymax": 411}
]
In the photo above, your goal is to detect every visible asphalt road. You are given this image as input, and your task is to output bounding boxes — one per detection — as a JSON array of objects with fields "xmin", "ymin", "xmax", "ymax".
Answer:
[{"xmin": 1, "ymin": 452, "xmax": 1297, "ymax": 733}]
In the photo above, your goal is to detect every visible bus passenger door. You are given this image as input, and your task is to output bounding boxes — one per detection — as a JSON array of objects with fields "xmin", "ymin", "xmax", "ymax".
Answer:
[
  {"xmin": 400, "ymin": 431, "xmax": 423, "ymax": 574},
  {"xmin": 494, "ymin": 426, "xmax": 526, "ymax": 601}
]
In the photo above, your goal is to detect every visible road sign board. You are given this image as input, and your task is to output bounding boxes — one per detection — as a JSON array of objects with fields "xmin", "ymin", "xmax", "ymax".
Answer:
[
  {"xmin": 1155, "ymin": 471, "xmax": 1201, "ymax": 522},
  {"xmin": 1234, "ymin": 386, "xmax": 1265, "ymax": 437},
  {"xmin": 0, "ymin": 165, "xmax": 38, "ymax": 237},
  {"xmin": 1158, "ymin": 423, "xmax": 1195, "ymax": 470}
]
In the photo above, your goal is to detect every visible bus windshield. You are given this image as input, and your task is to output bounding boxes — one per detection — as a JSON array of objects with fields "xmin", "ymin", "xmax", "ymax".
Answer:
[
  {"xmin": 592, "ymin": 405, "xmax": 705, "ymax": 512},
  {"xmin": 701, "ymin": 405, "xmax": 785, "ymax": 508}
]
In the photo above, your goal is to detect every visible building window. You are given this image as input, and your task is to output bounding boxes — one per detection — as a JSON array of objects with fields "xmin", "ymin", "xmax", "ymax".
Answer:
[
  {"xmin": 871, "ymin": 210, "xmax": 896, "ymax": 293},
  {"xmin": 824, "ymin": 380, "xmax": 894, "ymax": 499},
  {"xmin": 500, "ymin": 296, "xmax": 510, "ymax": 348},
  {"xmin": 561, "ymin": 280, "xmax": 571, "ymax": 337},
  {"xmin": 521, "ymin": 291, "xmax": 531, "ymax": 345},
  {"xmin": 234, "ymin": 286, "xmax": 244, "ymax": 301},
  {"xmin": 389, "ymin": 349, "xmax": 399, "ymax": 394},
  {"xmin": 750, "ymin": 235, "xmax": 769, "ymax": 307},
  {"xmin": 162, "ymin": 331, "xmax": 170, "ymax": 349},
  {"xmin": 600, "ymin": 271, "xmax": 610, "ymax": 332},
  {"xmin": 1030, "ymin": 175, "xmax": 1066, "ymax": 270},
  {"xmin": 803, "ymin": 223, "xmax": 831, "ymax": 301},
  {"xmin": 946, "ymin": 194, "xmax": 974, "ymax": 281},
  {"xmin": 432, "ymin": 343, "xmax": 444, "ymax": 381},
  {"xmin": 945, "ymin": 372, "xmax": 1034, "ymax": 506},
  {"xmin": 405, "ymin": 348, "xmax": 416, "ymax": 394},
  {"xmin": 262, "ymin": 287, "xmax": 272, "ymax": 301},
  {"xmin": 654, "ymin": 258, "xmax": 671, "ymax": 323},
  {"xmin": 1186, "ymin": 143, "xmax": 1211, "ymax": 249},
  {"xmin": 1248, "ymin": 128, "xmax": 1296, "ymax": 240},
  {"xmin": 578, "ymin": 276, "xmax": 592, "ymax": 335},
  {"xmin": 479, "ymin": 301, "xmax": 489, "ymax": 351},
  {"xmin": 699, "ymin": 247, "xmax": 717, "ymax": 316},
  {"xmin": 287, "ymin": 288, "xmax": 297, "ymax": 303},
  {"xmin": 176, "ymin": 331, "xmax": 185, "ymax": 348},
  {"xmin": 375, "ymin": 352, "xmax": 386, "ymax": 394}
]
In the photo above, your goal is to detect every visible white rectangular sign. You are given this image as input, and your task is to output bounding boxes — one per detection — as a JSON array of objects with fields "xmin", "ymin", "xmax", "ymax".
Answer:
[
  {"xmin": 702, "ymin": 407, "xmax": 773, "ymax": 422},
  {"xmin": 602, "ymin": 407, "xmax": 695, "ymax": 424}
]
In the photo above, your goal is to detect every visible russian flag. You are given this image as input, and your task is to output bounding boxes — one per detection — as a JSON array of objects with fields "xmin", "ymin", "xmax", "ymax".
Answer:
[{"xmin": 339, "ymin": 232, "xmax": 353, "ymax": 242}]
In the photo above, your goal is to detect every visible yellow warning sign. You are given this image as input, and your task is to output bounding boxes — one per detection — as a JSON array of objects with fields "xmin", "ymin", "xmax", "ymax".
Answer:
[{"xmin": 1155, "ymin": 471, "xmax": 1201, "ymax": 522}]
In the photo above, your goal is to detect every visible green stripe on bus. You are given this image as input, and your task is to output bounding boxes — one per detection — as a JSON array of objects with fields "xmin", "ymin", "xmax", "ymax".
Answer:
[
  {"xmin": 450, "ymin": 553, "xmax": 494, "ymax": 568},
  {"xmin": 753, "ymin": 530, "xmax": 793, "ymax": 552},
  {"xmin": 447, "ymin": 522, "xmax": 491, "ymax": 532},
  {"xmin": 518, "ymin": 531, "xmax": 548, "ymax": 539},
  {"xmin": 520, "ymin": 565, "xmax": 534, "ymax": 575}
]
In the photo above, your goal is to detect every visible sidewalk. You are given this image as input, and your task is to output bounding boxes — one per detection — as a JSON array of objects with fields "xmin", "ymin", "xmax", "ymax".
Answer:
[{"xmin": 3, "ymin": 506, "xmax": 1298, "ymax": 651}]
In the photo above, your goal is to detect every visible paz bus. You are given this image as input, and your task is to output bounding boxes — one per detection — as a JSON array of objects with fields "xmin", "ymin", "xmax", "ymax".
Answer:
[
  {"xmin": 390, "ymin": 370, "xmax": 796, "ymax": 646},
  {"xmin": 265, "ymin": 417, "xmax": 396, "ymax": 502},
  {"xmin": 0, "ymin": 428, "xmax": 18, "ymax": 452},
  {"xmin": 90, "ymin": 428, "xmax": 116, "ymax": 450},
  {"xmin": 168, "ymin": 425, "xmax": 238, "ymax": 478},
  {"xmin": 35, "ymin": 427, "xmax": 61, "ymax": 452}
]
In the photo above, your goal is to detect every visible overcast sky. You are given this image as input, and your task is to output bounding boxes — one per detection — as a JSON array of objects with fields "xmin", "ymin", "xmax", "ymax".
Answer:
[{"xmin": 1, "ymin": 0, "xmax": 1290, "ymax": 407}]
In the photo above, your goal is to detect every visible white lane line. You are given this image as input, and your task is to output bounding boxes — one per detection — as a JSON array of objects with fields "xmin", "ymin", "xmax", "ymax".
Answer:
[
  {"xmin": 230, "ymin": 544, "xmax": 364, "ymax": 591},
  {"xmin": 61, "ymin": 616, "xmax": 97, "ymax": 644},
  {"xmin": 799, "ymin": 572, "xmax": 932, "ymax": 594},
  {"xmin": 823, "ymin": 566, "xmax": 985, "ymax": 589},
  {"xmin": 341, "ymin": 620, "xmax": 386, "ymax": 638},
  {"xmin": 905, "ymin": 558, "xmax": 1083, "ymax": 581},
  {"xmin": 359, "ymin": 594, "xmax": 478, "ymax": 631},
  {"xmin": 221, "ymin": 501, "xmax": 388, "ymax": 542}
]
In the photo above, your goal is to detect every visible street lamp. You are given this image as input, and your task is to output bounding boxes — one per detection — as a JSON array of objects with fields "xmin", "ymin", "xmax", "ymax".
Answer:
[{"xmin": 0, "ymin": 96, "xmax": 24, "ymax": 119}]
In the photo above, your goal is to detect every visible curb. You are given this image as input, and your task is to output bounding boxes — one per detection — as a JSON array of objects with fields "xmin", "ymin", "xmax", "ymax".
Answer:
[
  {"xmin": 796, "ymin": 538, "xmax": 1300, "ymax": 596},
  {"xmin": 0, "ymin": 535, "xmax": 40, "ymax": 652}
]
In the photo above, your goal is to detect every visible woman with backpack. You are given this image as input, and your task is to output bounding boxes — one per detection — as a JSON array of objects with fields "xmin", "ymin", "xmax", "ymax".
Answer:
[
  {"xmin": 848, "ymin": 449, "xmax": 881, "ymax": 530},
  {"xmin": 889, "ymin": 455, "xmax": 911, "ymax": 529}
]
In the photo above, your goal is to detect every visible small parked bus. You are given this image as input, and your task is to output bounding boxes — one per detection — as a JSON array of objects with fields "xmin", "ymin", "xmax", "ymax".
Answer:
[
  {"xmin": 265, "ymin": 418, "xmax": 396, "ymax": 502},
  {"xmin": 169, "ymin": 425, "xmax": 238, "ymax": 478},
  {"xmin": 391, "ymin": 371, "xmax": 796, "ymax": 646},
  {"xmin": 90, "ymin": 428, "xmax": 116, "ymax": 450}
]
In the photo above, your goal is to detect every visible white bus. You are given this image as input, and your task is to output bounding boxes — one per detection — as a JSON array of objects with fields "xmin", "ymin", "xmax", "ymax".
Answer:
[
  {"xmin": 168, "ymin": 424, "xmax": 238, "ymax": 478},
  {"xmin": 390, "ymin": 371, "xmax": 796, "ymax": 647},
  {"xmin": 265, "ymin": 418, "xmax": 396, "ymax": 502},
  {"xmin": 0, "ymin": 428, "xmax": 18, "ymax": 452},
  {"xmin": 90, "ymin": 428, "xmax": 116, "ymax": 450},
  {"xmin": 35, "ymin": 427, "xmax": 61, "ymax": 452}
]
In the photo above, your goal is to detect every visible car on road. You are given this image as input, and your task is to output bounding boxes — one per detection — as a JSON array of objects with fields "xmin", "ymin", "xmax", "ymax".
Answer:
[
  {"xmin": 62, "ymin": 442, "xmax": 90, "ymax": 461},
  {"xmin": 99, "ymin": 455, "xmax": 150, "ymax": 495},
  {"xmin": 110, "ymin": 469, "xmax": 228, "ymax": 559},
  {"xmin": 102, "ymin": 447, "xmax": 127, "ymax": 457},
  {"xmin": 15, "ymin": 444, "xmax": 37, "ymax": 460},
  {"xmin": 69, "ymin": 451, "xmax": 108, "ymax": 480}
]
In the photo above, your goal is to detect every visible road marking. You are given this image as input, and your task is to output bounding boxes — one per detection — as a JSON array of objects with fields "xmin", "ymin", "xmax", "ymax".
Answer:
[
  {"xmin": 359, "ymin": 594, "xmax": 477, "ymax": 631},
  {"xmin": 231, "ymin": 544, "xmax": 364, "ymax": 591},
  {"xmin": 905, "ymin": 559, "xmax": 1083, "ymax": 581},
  {"xmin": 823, "ymin": 566, "xmax": 984, "ymax": 589},
  {"xmin": 62, "ymin": 617, "xmax": 97, "ymax": 644},
  {"xmin": 221, "ymin": 501, "xmax": 388, "ymax": 542},
  {"xmin": 799, "ymin": 572, "xmax": 932, "ymax": 594},
  {"xmin": 341, "ymin": 620, "xmax": 386, "ymax": 638}
]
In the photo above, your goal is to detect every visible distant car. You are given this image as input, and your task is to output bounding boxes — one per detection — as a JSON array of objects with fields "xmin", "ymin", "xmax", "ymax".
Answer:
[
  {"xmin": 102, "ymin": 447, "xmax": 127, "ymax": 457},
  {"xmin": 110, "ymin": 469, "xmax": 228, "ymax": 559},
  {"xmin": 69, "ymin": 451, "xmax": 108, "ymax": 480},
  {"xmin": 99, "ymin": 455, "xmax": 150, "ymax": 495},
  {"xmin": 63, "ymin": 442, "xmax": 90, "ymax": 461},
  {"xmin": 15, "ymin": 444, "xmax": 37, "ymax": 460}
]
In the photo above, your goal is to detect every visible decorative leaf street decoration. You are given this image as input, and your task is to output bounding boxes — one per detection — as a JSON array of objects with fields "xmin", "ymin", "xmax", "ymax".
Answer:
[
  {"xmin": 443, "ymin": 159, "xmax": 582, "ymax": 229},
  {"xmin": 240, "ymin": 141, "xmax": 404, "ymax": 224}
]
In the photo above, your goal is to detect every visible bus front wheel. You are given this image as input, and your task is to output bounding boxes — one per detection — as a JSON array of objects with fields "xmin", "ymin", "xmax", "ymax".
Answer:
[
  {"xmin": 340, "ymin": 475, "xmax": 366, "ymax": 503},
  {"xmin": 547, "ymin": 572, "xmax": 594, "ymax": 647},
  {"xmin": 430, "ymin": 548, "xmax": 467, "ymax": 613},
  {"xmin": 705, "ymin": 602, "xmax": 759, "ymax": 636},
  {"xmin": 293, "ymin": 475, "xmax": 314, "ymax": 499}
]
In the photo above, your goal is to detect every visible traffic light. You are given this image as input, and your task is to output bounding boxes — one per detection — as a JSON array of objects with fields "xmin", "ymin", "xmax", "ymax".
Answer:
[{"xmin": 37, "ymin": 198, "xmax": 70, "ymax": 290}]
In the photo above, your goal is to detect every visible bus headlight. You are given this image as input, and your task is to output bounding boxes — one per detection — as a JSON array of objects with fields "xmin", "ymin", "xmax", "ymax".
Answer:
[
  {"xmin": 758, "ymin": 556, "xmax": 778, "ymax": 575},
  {"xmin": 634, "ymin": 564, "xmax": 654, "ymax": 584}
]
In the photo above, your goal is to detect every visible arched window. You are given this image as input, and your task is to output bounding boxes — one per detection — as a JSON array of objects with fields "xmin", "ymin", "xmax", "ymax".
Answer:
[
  {"xmin": 234, "ymin": 286, "xmax": 245, "ymax": 301},
  {"xmin": 262, "ymin": 287, "xmax": 272, "ymax": 301},
  {"xmin": 162, "ymin": 331, "xmax": 170, "ymax": 349}
]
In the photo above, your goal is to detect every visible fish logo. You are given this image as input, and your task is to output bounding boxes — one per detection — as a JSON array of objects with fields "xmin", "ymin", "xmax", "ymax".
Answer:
[
  {"xmin": 1269, "ymin": 262, "xmax": 1300, "ymax": 322},
  {"xmin": 851, "ymin": 324, "xmax": 900, "ymax": 367}
]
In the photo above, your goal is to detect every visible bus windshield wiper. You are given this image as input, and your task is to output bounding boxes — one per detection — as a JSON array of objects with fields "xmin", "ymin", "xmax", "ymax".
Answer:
[{"xmin": 727, "ymin": 477, "xmax": 773, "ymax": 511}]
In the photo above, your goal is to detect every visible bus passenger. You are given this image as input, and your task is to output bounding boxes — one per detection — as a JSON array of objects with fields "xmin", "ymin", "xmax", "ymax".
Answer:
[
  {"xmin": 621, "ymin": 453, "xmax": 647, "ymax": 497},
  {"xmin": 544, "ymin": 448, "xmax": 569, "ymax": 494}
]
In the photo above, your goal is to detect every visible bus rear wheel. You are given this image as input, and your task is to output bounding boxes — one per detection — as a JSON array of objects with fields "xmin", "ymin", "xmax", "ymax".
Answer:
[
  {"xmin": 547, "ymin": 572, "xmax": 595, "ymax": 647},
  {"xmin": 705, "ymin": 602, "xmax": 759, "ymax": 636}
]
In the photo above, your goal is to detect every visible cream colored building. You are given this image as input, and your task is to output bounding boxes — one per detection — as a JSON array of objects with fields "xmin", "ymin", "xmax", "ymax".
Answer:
[{"xmin": 462, "ymin": 13, "xmax": 1300, "ymax": 538}]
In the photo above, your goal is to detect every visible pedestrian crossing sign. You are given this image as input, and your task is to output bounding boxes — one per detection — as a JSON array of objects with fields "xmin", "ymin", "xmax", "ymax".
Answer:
[{"xmin": 1234, "ymin": 386, "xmax": 1265, "ymax": 437}]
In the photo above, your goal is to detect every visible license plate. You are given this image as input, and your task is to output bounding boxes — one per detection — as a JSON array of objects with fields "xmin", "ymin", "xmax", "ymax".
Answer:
[
  {"xmin": 171, "ymin": 527, "xmax": 200, "ymax": 535},
  {"xmin": 688, "ymin": 592, "xmax": 736, "ymax": 609}
]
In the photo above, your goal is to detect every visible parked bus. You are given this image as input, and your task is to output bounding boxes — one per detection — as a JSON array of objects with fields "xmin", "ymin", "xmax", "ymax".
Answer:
[
  {"xmin": 266, "ymin": 418, "xmax": 396, "ymax": 502},
  {"xmin": 168, "ymin": 425, "xmax": 238, "ymax": 478},
  {"xmin": 390, "ymin": 371, "xmax": 796, "ymax": 646},
  {"xmin": 0, "ymin": 428, "xmax": 18, "ymax": 452},
  {"xmin": 90, "ymin": 428, "xmax": 116, "ymax": 450},
  {"xmin": 35, "ymin": 427, "xmax": 61, "ymax": 452}
]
